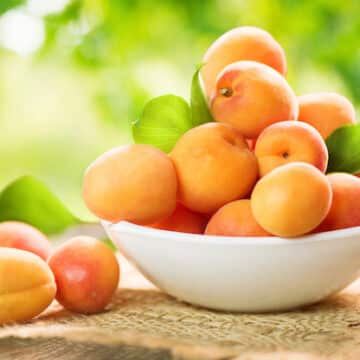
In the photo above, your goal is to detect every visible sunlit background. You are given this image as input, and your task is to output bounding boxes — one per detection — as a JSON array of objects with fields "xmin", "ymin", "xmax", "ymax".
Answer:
[{"xmin": 0, "ymin": 0, "xmax": 359, "ymax": 219}]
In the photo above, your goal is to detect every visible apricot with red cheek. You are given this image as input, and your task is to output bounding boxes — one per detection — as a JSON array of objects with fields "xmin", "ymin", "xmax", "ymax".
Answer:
[
  {"xmin": 211, "ymin": 61, "xmax": 298, "ymax": 139},
  {"xmin": 0, "ymin": 221, "xmax": 51, "ymax": 260},
  {"xmin": 151, "ymin": 204, "xmax": 207, "ymax": 234},
  {"xmin": 255, "ymin": 121, "xmax": 328, "ymax": 177},
  {"xmin": 205, "ymin": 200, "xmax": 270, "ymax": 237},
  {"xmin": 48, "ymin": 236, "xmax": 120, "ymax": 314},
  {"xmin": 317, "ymin": 173, "xmax": 360, "ymax": 232},
  {"xmin": 202, "ymin": 26, "xmax": 287, "ymax": 98}
]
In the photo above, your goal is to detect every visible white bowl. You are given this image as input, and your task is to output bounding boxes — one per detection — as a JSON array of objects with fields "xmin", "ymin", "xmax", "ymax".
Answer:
[{"xmin": 103, "ymin": 221, "xmax": 360, "ymax": 312}]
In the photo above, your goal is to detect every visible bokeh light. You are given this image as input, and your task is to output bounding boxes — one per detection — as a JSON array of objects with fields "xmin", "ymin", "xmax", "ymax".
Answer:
[{"xmin": 0, "ymin": 10, "xmax": 44, "ymax": 55}]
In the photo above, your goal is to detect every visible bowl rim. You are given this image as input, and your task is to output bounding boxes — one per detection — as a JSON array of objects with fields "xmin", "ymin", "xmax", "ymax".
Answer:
[{"xmin": 104, "ymin": 221, "xmax": 360, "ymax": 246}]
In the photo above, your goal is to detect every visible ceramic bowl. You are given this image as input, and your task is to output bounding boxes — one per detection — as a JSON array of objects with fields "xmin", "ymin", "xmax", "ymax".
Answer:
[{"xmin": 103, "ymin": 221, "xmax": 360, "ymax": 312}]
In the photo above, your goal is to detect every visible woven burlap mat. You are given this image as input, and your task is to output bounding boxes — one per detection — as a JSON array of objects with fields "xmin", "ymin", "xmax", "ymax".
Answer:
[{"xmin": 1, "ymin": 255, "xmax": 360, "ymax": 360}]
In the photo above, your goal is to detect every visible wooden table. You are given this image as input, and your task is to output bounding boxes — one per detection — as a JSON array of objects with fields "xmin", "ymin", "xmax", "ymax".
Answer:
[{"xmin": 1, "ymin": 255, "xmax": 360, "ymax": 360}]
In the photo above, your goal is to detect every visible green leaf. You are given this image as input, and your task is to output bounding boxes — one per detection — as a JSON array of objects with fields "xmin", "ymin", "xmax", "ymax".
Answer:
[
  {"xmin": 132, "ymin": 94, "xmax": 192, "ymax": 153},
  {"xmin": 190, "ymin": 64, "xmax": 213, "ymax": 126},
  {"xmin": 326, "ymin": 124, "xmax": 360, "ymax": 173},
  {"xmin": 0, "ymin": 176, "xmax": 81, "ymax": 235}
]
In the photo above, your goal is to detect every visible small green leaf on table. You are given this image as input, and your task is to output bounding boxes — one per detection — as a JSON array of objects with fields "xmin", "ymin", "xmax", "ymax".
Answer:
[
  {"xmin": 132, "ymin": 94, "xmax": 192, "ymax": 153},
  {"xmin": 190, "ymin": 64, "xmax": 214, "ymax": 126},
  {"xmin": 326, "ymin": 124, "xmax": 360, "ymax": 174},
  {"xmin": 0, "ymin": 176, "xmax": 81, "ymax": 235}
]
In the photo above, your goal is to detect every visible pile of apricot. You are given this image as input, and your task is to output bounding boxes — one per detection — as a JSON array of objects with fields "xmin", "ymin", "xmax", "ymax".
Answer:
[
  {"xmin": 83, "ymin": 26, "xmax": 358, "ymax": 239},
  {"xmin": 0, "ymin": 222, "xmax": 119, "ymax": 324},
  {"xmin": 2, "ymin": 26, "xmax": 358, "ymax": 325}
]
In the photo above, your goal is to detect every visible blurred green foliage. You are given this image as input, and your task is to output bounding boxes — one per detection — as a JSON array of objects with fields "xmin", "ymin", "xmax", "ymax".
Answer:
[
  {"xmin": 0, "ymin": 0, "xmax": 359, "ymax": 218},
  {"xmin": 0, "ymin": 0, "xmax": 25, "ymax": 15}
]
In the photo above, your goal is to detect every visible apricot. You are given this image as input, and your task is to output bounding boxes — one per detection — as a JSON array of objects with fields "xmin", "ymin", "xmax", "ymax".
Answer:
[
  {"xmin": 82, "ymin": 144, "xmax": 177, "ymax": 224},
  {"xmin": 317, "ymin": 173, "xmax": 360, "ymax": 232},
  {"xmin": 170, "ymin": 123, "xmax": 258, "ymax": 214},
  {"xmin": 48, "ymin": 236, "xmax": 119, "ymax": 314},
  {"xmin": 298, "ymin": 92, "xmax": 356, "ymax": 139},
  {"xmin": 205, "ymin": 200, "xmax": 270, "ymax": 237},
  {"xmin": 211, "ymin": 61, "xmax": 298, "ymax": 139},
  {"xmin": 0, "ymin": 221, "xmax": 51, "ymax": 260},
  {"xmin": 0, "ymin": 248, "xmax": 56, "ymax": 324},
  {"xmin": 255, "ymin": 121, "xmax": 328, "ymax": 177},
  {"xmin": 251, "ymin": 163, "xmax": 332, "ymax": 237},
  {"xmin": 151, "ymin": 204, "xmax": 207, "ymax": 234},
  {"xmin": 202, "ymin": 26, "xmax": 287, "ymax": 98}
]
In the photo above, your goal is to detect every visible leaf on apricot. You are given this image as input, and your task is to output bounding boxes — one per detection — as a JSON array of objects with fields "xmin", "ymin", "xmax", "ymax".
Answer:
[
  {"xmin": 0, "ymin": 176, "xmax": 81, "ymax": 235},
  {"xmin": 190, "ymin": 64, "xmax": 214, "ymax": 126},
  {"xmin": 132, "ymin": 94, "xmax": 192, "ymax": 153},
  {"xmin": 326, "ymin": 124, "xmax": 360, "ymax": 173}
]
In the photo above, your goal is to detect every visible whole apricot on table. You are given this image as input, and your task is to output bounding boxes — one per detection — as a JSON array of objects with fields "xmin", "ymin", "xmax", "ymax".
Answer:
[
  {"xmin": 201, "ymin": 26, "xmax": 287, "ymax": 98},
  {"xmin": 0, "ymin": 221, "xmax": 51, "ymax": 260},
  {"xmin": 205, "ymin": 199, "xmax": 270, "ymax": 237},
  {"xmin": 255, "ymin": 121, "xmax": 328, "ymax": 177},
  {"xmin": 48, "ymin": 236, "xmax": 120, "ymax": 314},
  {"xmin": 170, "ymin": 123, "xmax": 258, "ymax": 214},
  {"xmin": 211, "ymin": 61, "xmax": 298, "ymax": 139},
  {"xmin": 82, "ymin": 144, "xmax": 177, "ymax": 224},
  {"xmin": 151, "ymin": 204, "xmax": 207, "ymax": 234},
  {"xmin": 298, "ymin": 92, "xmax": 356, "ymax": 139},
  {"xmin": 251, "ymin": 163, "xmax": 332, "ymax": 237},
  {"xmin": 316, "ymin": 173, "xmax": 360, "ymax": 232},
  {"xmin": 0, "ymin": 248, "xmax": 56, "ymax": 324}
]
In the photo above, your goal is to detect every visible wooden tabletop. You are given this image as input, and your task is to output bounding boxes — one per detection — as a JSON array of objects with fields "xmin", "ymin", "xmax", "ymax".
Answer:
[{"xmin": 1, "ymin": 255, "xmax": 360, "ymax": 360}]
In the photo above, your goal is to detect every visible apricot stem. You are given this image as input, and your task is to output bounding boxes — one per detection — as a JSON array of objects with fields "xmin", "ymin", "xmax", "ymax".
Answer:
[{"xmin": 220, "ymin": 87, "xmax": 233, "ymax": 97}]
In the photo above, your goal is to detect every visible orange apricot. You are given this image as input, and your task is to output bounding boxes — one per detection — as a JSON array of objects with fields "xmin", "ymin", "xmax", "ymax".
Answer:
[
  {"xmin": 205, "ymin": 199, "xmax": 270, "ymax": 237},
  {"xmin": 82, "ymin": 144, "xmax": 177, "ymax": 224},
  {"xmin": 48, "ymin": 236, "xmax": 120, "ymax": 314},
  {"xmin": 255, "ymin": 121, "xmax": 328, "ymax": 177},
  {"xmin": 251, "ymin": 163, "xmax": 332, "ymax": 237},
  {"xmin": 317, "ymin": 173, "xmax": 360, "ymax": 232},
  {"xmin": 298, "ymin": 92, "xmax": 356, "ymax": 139},
  {"xmin": 0, "ymin": 221, "xmax": 51, "ymax": 260},
  {"xmin": 0, "ymin": 248, "xmax": 56, "ymax": 324},
  {"xmin": 151, "ymin": 204, "xmax": 207, "ymax": 234},
  {"xmin": 202, "ymin": 26, "xmax": 287, "ymax": 98},
  {"xmin": 170, "ymin": 123, "xmax": 258, "ymax": 214},
  {"xmin": 211, "ymin": 61, "xmax": 298, "ymax": 139}
]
